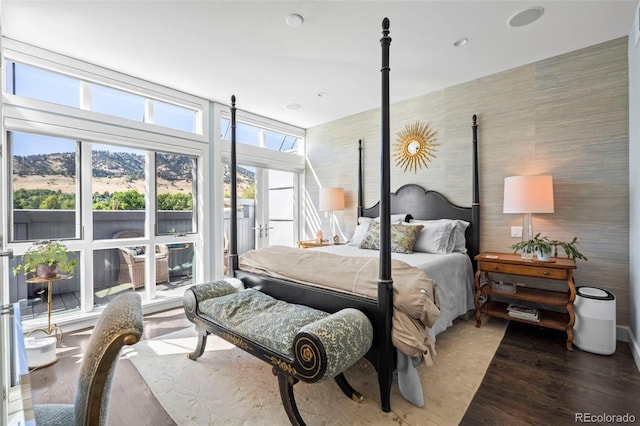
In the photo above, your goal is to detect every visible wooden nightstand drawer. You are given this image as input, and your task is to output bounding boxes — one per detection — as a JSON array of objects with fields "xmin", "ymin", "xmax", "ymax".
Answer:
[{"xmin": 479, "ymin": 261, "xmax": 569, "ymax": 280}]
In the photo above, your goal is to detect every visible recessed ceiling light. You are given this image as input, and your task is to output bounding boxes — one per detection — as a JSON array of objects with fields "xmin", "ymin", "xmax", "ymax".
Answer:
[
  {"xmin": 286, "ymin": 103, "xmax": 302, "ymax": 110},
  {"xmin": 317, "ymin": 92, "xmax": 327, "ymax": 98},
  {"xmin": 507, "ymin": 6, "xmax": 544, "ymax": 28},
  {"xmin": 453, "ymin": 38, "xmax": 468, "ymax": 48},
  {"xmin": 285, "ymin": 13, "xmax": 304, "ymax": 27}
]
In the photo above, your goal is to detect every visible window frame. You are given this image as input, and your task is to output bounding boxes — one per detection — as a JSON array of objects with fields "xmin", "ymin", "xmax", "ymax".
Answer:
[
  {"xmin": 1, "ymin": 39, "xmax": 210, "ymax": 319},
  {"xmin": 3, "ymin": 39, "xmax": 208, "ymax": 142}
]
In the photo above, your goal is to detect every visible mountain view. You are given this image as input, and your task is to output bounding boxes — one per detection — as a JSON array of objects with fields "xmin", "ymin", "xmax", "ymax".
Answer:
[{"xmin": 12, "ymin": 151, "xmax": 255, "ymax": 196}]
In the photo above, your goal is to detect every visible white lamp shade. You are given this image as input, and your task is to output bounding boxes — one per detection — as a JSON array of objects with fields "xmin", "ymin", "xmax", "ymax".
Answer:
[
  {"xmin": 319, "ymin": 187, "xmax": 344, "ymax": 211},
  {"xmin": 503, "ymin": 175, "xmax": 554, "ymax": 214}
]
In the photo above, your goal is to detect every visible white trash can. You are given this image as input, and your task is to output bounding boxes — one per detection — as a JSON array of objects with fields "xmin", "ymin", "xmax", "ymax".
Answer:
[{"xmin": 573, "ymin": 286, "xmax": 616, "ymax": 355}]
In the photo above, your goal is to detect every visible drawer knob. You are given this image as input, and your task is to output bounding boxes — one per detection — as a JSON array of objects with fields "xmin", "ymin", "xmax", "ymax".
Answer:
[
  {"xmin": 493, "ymin": 266, "xmax": 500, "ymax": 270},
  {"xmin": 543, "ymin": 271, "xmax": 549, "ymax": 275}
]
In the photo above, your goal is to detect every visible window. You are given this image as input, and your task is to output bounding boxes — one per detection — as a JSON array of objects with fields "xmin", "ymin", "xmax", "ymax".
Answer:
[
  {"xmin": 264, "ymin": 129, "xmax": 299, "ymax": 153},
  {"xmin": 220, "ymin": 118, "xmax": 301, "ymax": 153},
  {"xmin": 156, "ymin": 152, "xmax": 197, "ymax": 235},
  {"xmin": 153, "ymin": 100, "xmax": 197, "ymax": 133},
  {"xmin": 10, "ymin": 131, "xmax": 79, "ymax": 242},
  {"xmin": 91, "ymin": 84, "xmax": 145, "ymax": 121},
  {"xmin": 92, "ymin": 144, "xmax": 146, "ymax": 240},
  {"xmin": 5, "ymin": 60, "xmax": 203, "ymax": 135},
  {"xmin": 6, "ymin": 62, "xmax": 80, "ymax": 108}
]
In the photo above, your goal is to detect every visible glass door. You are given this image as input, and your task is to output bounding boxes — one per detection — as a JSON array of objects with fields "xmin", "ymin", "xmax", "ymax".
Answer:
[
  {"xmin": 255, "ymin": 169, "xmax": 296, "ymax": 249},
  {"xmin": 224, "ymin": 165, "xmax": 297, "ymax": 255}
]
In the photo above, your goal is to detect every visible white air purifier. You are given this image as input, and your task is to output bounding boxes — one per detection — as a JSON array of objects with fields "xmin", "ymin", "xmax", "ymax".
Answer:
[{"xmin": 573, "ymin": 286, "xmax": 616, "ymax": 355}]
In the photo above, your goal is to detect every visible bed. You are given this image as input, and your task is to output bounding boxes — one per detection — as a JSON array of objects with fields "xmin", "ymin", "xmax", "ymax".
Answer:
[{"xmin": 229, "ymin": 19, "xmax": 480, "ymax": 413}]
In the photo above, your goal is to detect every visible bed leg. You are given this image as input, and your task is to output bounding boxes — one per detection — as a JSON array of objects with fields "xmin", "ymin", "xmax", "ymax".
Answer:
[
  {"xmin": 334, "ymin": 373, "xmax": 364, "ymax": 403},
  {"xmin": 275, "ymin": 369, "xmax": 306, "ymax": 426},
  {"xmin": 379, "ymin": 373, "xmax": 392, "ymax": 412},
  {"xmin": 187, "ymin": 327, "xmax": 208, "ymax": 360}
]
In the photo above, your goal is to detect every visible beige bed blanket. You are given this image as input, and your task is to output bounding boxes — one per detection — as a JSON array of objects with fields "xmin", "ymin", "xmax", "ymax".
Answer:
[{"xmin": 238, "ymin": 246, "xmax": 440, "ymax": 365}]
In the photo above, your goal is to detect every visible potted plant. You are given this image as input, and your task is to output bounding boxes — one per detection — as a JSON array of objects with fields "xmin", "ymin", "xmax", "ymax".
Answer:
[
  {"xmin": 13, "ymin": 240, "xmax": 78, "ymax": 279},
  {"xmin": 512, "ymin": 233, "xmax": 588, "ymax": 262}
]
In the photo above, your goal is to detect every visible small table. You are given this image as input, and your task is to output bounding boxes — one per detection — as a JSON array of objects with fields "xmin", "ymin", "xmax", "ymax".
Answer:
[
  {"xmin": 25, "ymin": 275, "xmax": 70, "ymax": 344},
  {"xmin": 474, "ymin": 252, "xmax": 577, "ymax": 350},
  {"xmin": 296, "ymin": 240, "xmax": 347, "ymax": 249}
]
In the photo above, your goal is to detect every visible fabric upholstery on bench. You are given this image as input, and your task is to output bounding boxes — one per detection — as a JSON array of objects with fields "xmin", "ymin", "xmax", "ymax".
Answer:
[{"xmin": 184, "ymin": 279, "xmax": 373, "ymax": 424}]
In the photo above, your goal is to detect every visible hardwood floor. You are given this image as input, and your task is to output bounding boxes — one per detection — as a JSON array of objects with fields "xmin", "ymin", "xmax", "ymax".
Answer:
[
  {"xmin": 461, "ymin": 321, "xmax": 640, "ymax": 425},
  {"xmin": 28, "ymin": 310, "xmax": 640, "ymax": 426}
]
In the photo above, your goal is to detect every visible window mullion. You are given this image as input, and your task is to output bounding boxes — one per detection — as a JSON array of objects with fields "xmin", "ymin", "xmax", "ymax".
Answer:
[
  {"xmin": 145, "ymin": 99, "xmax": 154, "ymax": 125},
  {"xmin": 79, "ymin": 81, "xmax": 91, "ymax": 110},
  {"xmin": 79, "ymin": 140, "xmax": 94, "ymax": 313}
]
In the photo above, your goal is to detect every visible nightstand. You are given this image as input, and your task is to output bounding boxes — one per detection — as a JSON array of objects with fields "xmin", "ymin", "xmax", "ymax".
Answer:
[
  {"xmin": 474, "ymin": 252, "xmax": 577, "ymax": 350},
  {"xmin": 296, "ymin": 240, "xmax": 346, "ymax": 249}
]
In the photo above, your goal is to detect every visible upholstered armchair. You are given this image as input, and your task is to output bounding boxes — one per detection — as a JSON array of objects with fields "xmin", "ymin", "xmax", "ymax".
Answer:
[
  {"xmin": 113, "ymin": 230, "xmax": 170, "ymax": 288},
  {"xmin": 33, "ymin": 292, "xmax": 143, "ymax": 426}
]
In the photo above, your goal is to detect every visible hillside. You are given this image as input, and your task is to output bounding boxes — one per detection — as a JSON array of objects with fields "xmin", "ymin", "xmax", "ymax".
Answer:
[{"xmin": 12, "ymin": 151, "xmax": 255, "ymax": 196}]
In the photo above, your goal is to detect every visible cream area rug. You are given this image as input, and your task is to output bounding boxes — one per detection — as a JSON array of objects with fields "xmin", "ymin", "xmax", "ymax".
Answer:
[{"xmin": 125, "ymin": 316, "xmax": 507, "ymax": 426}]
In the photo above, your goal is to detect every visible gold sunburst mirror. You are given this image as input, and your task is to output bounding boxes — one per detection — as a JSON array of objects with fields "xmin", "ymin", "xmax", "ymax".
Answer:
[{"xmin": 393, "ymin": 121, "xmax": 439, "ymax": 173}]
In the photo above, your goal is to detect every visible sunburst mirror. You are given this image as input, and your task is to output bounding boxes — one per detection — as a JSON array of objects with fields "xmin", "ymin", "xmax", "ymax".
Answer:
[{"xmin": 393, "ymin": 121, "xmax": 439, "ymax": 173}]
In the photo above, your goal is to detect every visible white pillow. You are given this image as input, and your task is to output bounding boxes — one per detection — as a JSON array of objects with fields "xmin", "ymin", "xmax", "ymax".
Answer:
[
  {"xmin": 449, "ymin": 219, "xmax": 470, "ymax": 253},
  {"xmin": 410, "ymin": 219, "xmax": 469, "ymax": 253},
  {"xmin": 348, "ymin": 222, "xmax": 370, "ymax": 246},
  {"xmin": 410, "ymin": 220, "xmax": 456, "ymax": 254}
]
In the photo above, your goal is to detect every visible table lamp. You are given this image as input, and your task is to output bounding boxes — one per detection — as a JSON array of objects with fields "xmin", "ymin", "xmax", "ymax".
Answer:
[
  {"xmin": 503, "ymin": 175, "xmax": 554, "ymax": 259},
  {"xmin": 319, "ymin": 187, "xmax": 344, "ymax": 243}
]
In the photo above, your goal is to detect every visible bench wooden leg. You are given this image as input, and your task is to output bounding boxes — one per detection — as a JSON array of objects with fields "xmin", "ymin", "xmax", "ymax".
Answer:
[
  {"xmin": 274, "ymin": 369, "xmax": 306, "ymax": 426},
  {"xmin": 187, "ymin": 327, "xmax": 208, "ymax": 360},
  {"xmin": 334, "ymin": 373, "xmax": 364, "ymax": 403}
]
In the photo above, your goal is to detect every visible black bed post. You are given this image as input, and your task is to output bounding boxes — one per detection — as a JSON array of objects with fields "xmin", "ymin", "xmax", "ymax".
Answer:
[
  {"xmin": 378, "ymin": 17, "xmax": 393, "ymax": 414},
  {"xmin": 471, "ymin": 114, "xmax": 480, "ymax": 266},
  {"xmin": 358, "ymin": 139, "xmax": 364, "ymax": 218},
  {"xmin": 229, "ymin": 95, "xmax": 238, "ymax": 277}
]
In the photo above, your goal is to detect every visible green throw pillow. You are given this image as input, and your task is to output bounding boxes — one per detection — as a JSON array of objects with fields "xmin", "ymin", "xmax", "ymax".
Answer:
[{"xmin": 360, "ymin": 222, "xmax": 424, "ymax": 254}]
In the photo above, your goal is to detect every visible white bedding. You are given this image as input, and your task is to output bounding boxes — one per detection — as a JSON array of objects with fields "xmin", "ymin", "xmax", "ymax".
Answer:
[{"xmin": 308, "ymin": 245, "xmax": 475, "ymax": 337}]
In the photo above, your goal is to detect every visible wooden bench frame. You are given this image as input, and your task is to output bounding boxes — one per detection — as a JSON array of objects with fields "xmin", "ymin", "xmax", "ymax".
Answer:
[{"xmin": 183, "ymin": 282, "xmax": 373, "ymax": 426}]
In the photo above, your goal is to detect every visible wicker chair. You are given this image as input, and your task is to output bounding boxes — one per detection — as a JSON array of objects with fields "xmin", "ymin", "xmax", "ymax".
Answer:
[
  {"xmin": 33, "ymin": 292, "xmax": 143, "ymax": 426},
  {"xmin": 113, "ymin": 230, "xmax": 170, "ymax": 288}
]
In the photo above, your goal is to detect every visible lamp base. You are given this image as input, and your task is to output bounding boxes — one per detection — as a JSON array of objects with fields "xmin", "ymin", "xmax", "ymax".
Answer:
[{"xmin": 521, "ymin": 213, "xmax": 534, "ymax": 260}]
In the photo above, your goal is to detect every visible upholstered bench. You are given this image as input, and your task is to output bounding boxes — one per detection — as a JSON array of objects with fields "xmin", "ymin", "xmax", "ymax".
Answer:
[{"xmin": 183, "ymin": 279, "xmax": 373, "ymax": 426}]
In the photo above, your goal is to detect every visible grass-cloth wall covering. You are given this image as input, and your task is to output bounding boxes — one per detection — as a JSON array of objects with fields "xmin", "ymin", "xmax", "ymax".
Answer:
[{"xmin": 305, "ymin": 37, "xmax": 630, "ymax": 326}]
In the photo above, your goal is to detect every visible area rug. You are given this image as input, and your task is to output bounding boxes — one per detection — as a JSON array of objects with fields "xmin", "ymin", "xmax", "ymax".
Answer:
[{"xmin": 125, "ymin": 316, "xmax": 507, "ymax": 426}]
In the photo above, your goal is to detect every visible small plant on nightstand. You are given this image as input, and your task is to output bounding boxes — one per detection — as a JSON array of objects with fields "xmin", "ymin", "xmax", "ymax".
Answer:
[{"xmin": 512, "ymin": 233, "xmax": 588, "ymax": 261}]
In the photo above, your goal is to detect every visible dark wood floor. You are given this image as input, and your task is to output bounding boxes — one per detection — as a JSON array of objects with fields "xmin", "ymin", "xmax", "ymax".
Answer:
[
  {"xmin": 462, "ymin": 321, "xmax": 640, "ymax": 425},
  {"xmin": 29, "ymin": 311, "xmax": 640, "ymax": 426}
]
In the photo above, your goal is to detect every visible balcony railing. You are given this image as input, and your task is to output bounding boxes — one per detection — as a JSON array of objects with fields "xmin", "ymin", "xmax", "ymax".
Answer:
[{"xmin": 7, "ymin": 201, "xmax": 255, "ymax": 320}]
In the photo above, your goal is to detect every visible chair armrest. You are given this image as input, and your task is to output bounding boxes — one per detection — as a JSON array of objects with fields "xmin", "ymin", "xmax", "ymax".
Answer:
[{"xmin": 295, "ymin": 308, "xmax": 373, "ymax": 381}]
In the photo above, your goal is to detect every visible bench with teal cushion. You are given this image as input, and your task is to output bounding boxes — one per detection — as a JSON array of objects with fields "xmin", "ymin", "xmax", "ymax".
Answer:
[{"xmin": 184, "ymin": 280, "xmax": 373, "ymax": 425}]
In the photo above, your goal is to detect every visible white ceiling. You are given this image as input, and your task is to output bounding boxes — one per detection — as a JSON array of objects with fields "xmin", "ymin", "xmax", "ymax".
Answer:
[{"xmin": 2, "ymin": 1, "xmax": 637, "ymax": 129}]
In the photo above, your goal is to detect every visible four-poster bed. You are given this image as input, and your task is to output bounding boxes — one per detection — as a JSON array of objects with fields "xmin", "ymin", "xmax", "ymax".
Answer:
[{"xmin": 185, "ymin": 18, "xmax": 480, "ymax": 419}]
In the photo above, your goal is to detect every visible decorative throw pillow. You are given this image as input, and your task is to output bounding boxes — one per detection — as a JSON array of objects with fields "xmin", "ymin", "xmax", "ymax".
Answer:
[
  {"xmin": 348, "ymin": 215, "xmax": 411, "ymax": 246},
  {"xmin": 360, "ymin": 222, "xmax": 424, "ymax": 254},
  {"xmin": 127, "ymin": 246, "xmax": 145, "ymax": 256}
]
